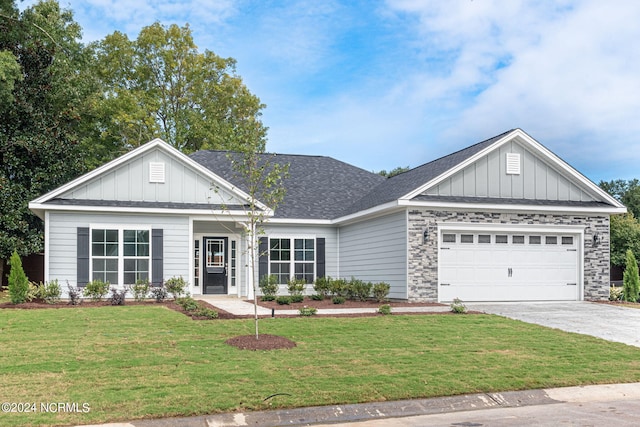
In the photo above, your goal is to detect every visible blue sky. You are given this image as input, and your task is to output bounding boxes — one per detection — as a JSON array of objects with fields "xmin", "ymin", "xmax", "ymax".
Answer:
[{"xmin": 21, "ymin": 0, "xmax": 640, "ymax": 182}]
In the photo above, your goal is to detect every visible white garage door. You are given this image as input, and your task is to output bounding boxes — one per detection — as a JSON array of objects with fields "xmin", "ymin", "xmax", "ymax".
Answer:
[{"xmin": 439, "ymin": 231, "xmax": 580, "ymax": 302}]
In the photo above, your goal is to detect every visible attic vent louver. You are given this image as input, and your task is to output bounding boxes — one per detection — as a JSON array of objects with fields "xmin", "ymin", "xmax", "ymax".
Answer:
[
  {"xmin": 149, "ymin": 162, "xmax": 165, "ymax": 183},
  {"xmin": 506, "ymin": 153, "xmax": 521, "ymax": 175}
]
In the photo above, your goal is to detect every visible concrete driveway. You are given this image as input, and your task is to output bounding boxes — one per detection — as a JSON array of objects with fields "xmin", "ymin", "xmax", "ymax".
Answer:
[{"xmin": 466, "ymin": 302, "xmax": 640, "ymax": 347}]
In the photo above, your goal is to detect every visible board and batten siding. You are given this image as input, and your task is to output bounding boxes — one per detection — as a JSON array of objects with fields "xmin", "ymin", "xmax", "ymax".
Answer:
[
  {"xmin": 59, "ymin": 147, "xmax": 242, "ymax": 206},
  {"xmin": 338, "ymin": 210, "xmax": 408, "ymax": 299},
  {"xmin": 47, "ymin": 212, "xmax": 189, "ymax": 288},
  {"xmin": 425, "ymin": 140, "xmax": 596, "ymax": 202}
]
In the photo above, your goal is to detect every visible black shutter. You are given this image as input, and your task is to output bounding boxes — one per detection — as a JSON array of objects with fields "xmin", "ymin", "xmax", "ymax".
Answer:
[
  {"xmin": 152, "ymin": 229, "xmax": 163, "ymax": 286},
  {"xmin": 258, "ymin": 237, "xmax": 268, "ymax": 282},
  {"xmin": 77, "ymin": 227, "xmax": 90, "ymax": 287},
  {"xmin": 316, "ymin": 237, "xmax": 326, "ymax": 278}
]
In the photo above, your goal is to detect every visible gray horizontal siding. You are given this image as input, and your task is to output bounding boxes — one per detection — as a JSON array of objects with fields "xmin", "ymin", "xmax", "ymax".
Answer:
[
  {"xmin": 47, "ymin": 212, "xmax": 189, "ymax": 290},
  {"xmin": 338, "ymin": 211, "xmax": 408, "ymax": 299}
]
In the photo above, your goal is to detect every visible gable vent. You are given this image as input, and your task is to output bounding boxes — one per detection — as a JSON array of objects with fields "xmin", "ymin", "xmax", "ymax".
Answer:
[
  {"xmin": 506, "ymin": 153, "xmax": 521, "ymax": 175},
  {"xmin": 149, "ymin": 162, "xmax": 165, "ymax": 183}
]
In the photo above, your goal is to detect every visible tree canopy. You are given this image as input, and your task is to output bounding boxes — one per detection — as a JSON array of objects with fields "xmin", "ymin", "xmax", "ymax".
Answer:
[
  {"xmin": 89, "ymin": 22, "xmax": 267, "ymax": 165},
  {"xmin": 600, "ymin": 179, "xmax": 640, "ymax": 267},
  {"xmin": 0, "ymin": 0, "xmax": 98, "ymax": 259}
]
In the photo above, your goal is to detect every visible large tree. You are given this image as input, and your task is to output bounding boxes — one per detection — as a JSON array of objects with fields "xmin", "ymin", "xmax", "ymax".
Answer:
[
  {"xmin": 0, "ymin": 0, "xmax": 98, "ymax": 268},
  {"xmin": 600, "ymin": 179, "xmax": 640, "ymax": 267},
  {"xmin": 90, "ymin": 22, "xmax": 267, "ymax": 164}
]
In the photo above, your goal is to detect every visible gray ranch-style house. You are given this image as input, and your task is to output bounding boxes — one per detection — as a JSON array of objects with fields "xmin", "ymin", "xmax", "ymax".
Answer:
[{"xmin": 29, "ymin": 129, "xmax": 625, "ymax": 302}]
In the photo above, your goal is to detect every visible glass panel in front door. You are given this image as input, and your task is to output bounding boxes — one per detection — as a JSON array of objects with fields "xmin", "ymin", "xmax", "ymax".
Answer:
[{"xmin": 207, "ymin": 239, "xmax": 225, "ymax": 268}]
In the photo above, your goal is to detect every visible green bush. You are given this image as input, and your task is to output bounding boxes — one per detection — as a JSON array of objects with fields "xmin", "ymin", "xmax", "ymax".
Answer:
[
  {"xmin": 330, "ymin": 278, "xmax": 348, "ymax": 297},
  {"xmin": 260, "ymin": 274, "xmax": 279, "ymax": 300},
  {"xmin": 8, "ymin": 251, "xmax": 29, "ymax": 304},
  {"xmin": 287, "ymin": 277, "xmax": 306, "ymax": 296},
  {"xmin": 450, "ymin": 298, "xmax": 467, "ymax": 314},
  {"xmin": 194, "ymin": 306, "xmax": 218, "ymax": 319},
  {"xmin": 372, "ymin": 282, "xmax": 391, "ymax": 303},
  {"xmin": 176, "ymin": 296, "xmax": 200, "ymax": 312},
  {"xmin": 41, "ymin": 280, "xmax": 61, "ymax": 304},
  {"xmin": 276, "ymin": 296, "xmax": 291, "ymax": 305},
  {"xmin": 291, "ymin": 294, "xmax": 304, "ymax": 303},
  {"xmin": 310, "ymin": 294, "xmax": 324, "ymax": 301},
  {"xmin": 378, "ymin": 304, "xmax": 392, "ymax": 315},
  {"xmin": 623, "ymin": 249, "xmax": 640, "ymax": 302},
  {"xmin": 131, "ymin": 279, "xmax": 150, "ymax": 301},
  {"xmin": 299, "ymin": 306, "xmax": 317, "ymax": 316},
  {"xmin": 27, "ymin": 281, "xmax": 42, "ymax": 302},
  {"xmin": 165, "ymin": 276, "xmax": 187, "ymax": 299},
  {"xmin": 84, "ymin": 279, "xmax": 110, "ymax": 302},
  {"xmin": 348, "ymin": 278, "xmax": 372, "ymax": 301},
  {"xmin": 313, "ymin": 276, "xmax": 332, "ymax": 299},
  {"xmin": 332, "ymin": 296, "xmax": 345, "ymax": 304}
]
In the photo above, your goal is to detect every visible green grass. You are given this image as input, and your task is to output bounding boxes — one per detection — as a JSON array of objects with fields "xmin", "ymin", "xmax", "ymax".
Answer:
[{"xmin": 1, "ymin": 307, "xmax": 639, "ymax": 426}]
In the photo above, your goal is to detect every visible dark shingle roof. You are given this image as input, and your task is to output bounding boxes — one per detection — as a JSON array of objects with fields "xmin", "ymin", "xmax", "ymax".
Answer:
[
  {"xmin": 342, "ymin": 130, "xmax": 515, "ymax": 215},
  {"xmin": 189, "ymin": 151, "xmax": 386, "ymax": 220}
]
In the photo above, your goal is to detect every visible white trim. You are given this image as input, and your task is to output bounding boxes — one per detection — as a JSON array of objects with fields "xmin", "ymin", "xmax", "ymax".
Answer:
[
  {"xmin": 331, "ymin": 200, "xmax": 400, "ymax": 225},
  {"xmin": 267, "ymin": 217, "xmax": 333, "ymax": 225},
  {"xmin": 405, "ymin": 208, "xmax": 410, "ymax": 300},
  {"xmin": 29, "ymin": 138, "xmax": 270, "ymax": 212},
  {"xmin": 44, "ymin": 211, "xmax": 50, "ymax": 283},
  {"xmin": 28, "ymin": 202, "xmax": 259, "ymax": 218},
  {"xmin": 398, "ymin": 199, "xmax": 626, "ymax": 214},
  {"xmin": 400, "ymin": 129, "xmax": 625, "ymax": 209}
]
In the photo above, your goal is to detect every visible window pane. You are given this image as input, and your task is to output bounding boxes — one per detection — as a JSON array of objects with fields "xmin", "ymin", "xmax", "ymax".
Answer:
[
  {"xmin": 124, "ymin": 242, "xmax": 136, "ymax": 256},
  {"xmin": 496, "ymin": 235, "xmax": 508, "ymax": 244},
  {"xmin": 478, "ymin": 235, "xmax": 491, "ymax": 244},
  {"xmin": 546, "ymin": 236, "xmax": 558, "ymax": 245},
  {"xmin": 461, "ymin": 234, "xmax": 474, "ymax": 244},
  {"xmin": 106, "ymin": 243, "xmax": 118, "ymax": 256},
  {"xmin": 512, "ymin": 235, "xmax": 525, "ymax": 244},
  {"xmin": 106, "ymin": 229, "xmax": 118, "ymax": 242},
  {"xmin": 92, "ymin": 229, "xmax": 103, "ymax": 242},
  {"xmin": 92, "ymin": 243, "xmax": 104, "ymax": 256},
  {"xmin": 529, "ymin": 236, "xmax": 541, "ymax": 244},
  {"xmin": 443, "ymin": 234, "xmax": 456, "ymax": 243},
  {"xmin": 562, "ymin": 236, "xmax": 574, "ymax": 245},
  {"xmin": 124, "ymin": 230, "xmax": 136, "ymax": 242}
]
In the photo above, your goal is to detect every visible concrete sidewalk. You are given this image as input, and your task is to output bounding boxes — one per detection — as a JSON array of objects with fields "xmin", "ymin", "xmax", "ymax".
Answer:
[
  {"xmin": 78, "ymin": 382, "xmax": 640, "ymax": 427},
  {"xmin": 196, "ymin": 296, "xmax": 451, "ymax": 316}
]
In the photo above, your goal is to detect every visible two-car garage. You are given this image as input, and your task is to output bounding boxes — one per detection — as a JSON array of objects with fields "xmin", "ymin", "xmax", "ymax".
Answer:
[{"xmin": 438, "ymin": 226, "xmax": 582, "ymax": 302}]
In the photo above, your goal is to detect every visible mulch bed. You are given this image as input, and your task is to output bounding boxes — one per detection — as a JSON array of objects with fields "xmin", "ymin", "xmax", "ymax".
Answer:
[
  {"xmin": 249, "ymin": 298, "xmax": 445, "ymax": 310},
  {"xmin": 225, "ymin": 334, "xmax": 297, "ymax": 351}
]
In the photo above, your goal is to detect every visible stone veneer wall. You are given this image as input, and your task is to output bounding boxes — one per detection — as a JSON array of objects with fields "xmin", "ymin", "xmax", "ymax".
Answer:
[{"xmin": 407, "ymin": 209, "xmax": 610, "ymax": 302}]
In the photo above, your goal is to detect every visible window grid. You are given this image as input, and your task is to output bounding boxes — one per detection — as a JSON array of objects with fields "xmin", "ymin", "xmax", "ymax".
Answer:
[
  {"xmin": 270, "ymin": 238, "xmax": 315, "ymax": 284},
  {"xmin": 91, "ymin": 228, "xmax": 150, "ymax": 285}
]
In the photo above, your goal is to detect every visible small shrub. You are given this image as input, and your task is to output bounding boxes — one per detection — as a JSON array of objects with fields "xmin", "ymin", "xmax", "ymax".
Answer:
[
  {"xmin": 332, "ymin": 296, "xmax": 346, "ymax": 304},
  {"xmin": 41, "ymin": 279, "xmax": 61, "ymax": 304},
  {"xmin": 313, "ymin": 276, "xmax": 332, "ymax": 299},
  {"xmin": 194, "ymin": 306, "xmax": 218, "ymax": 319},
  {"xmin": 372, "ymin": 282, "xmax": 391, "ymax": 303},
  {"xmin": 27, "ymin": 281, "xmax": 43, "ymax": 302},
  {"xmin": 176, "ymin": 296, "xmax": 199, "ymax": 312},
  {"xmin": 131, "ymin": 279, "xmax": 150, "ymax": 301},
  {"xmin": 8, "ymin": 251, "xmax": 29, "ymax": 304},
  {"xmin": 260, "ymin": 274, "xmax": 279, "ymax": 300},
  {"xmin": 109, "ymin": 287, "xmax": 127, "ymax": 305},
  {"xmin": 348, "ymin": 278, "xmax": 372, "ymax": 301},
  {"xmin": 165, "ymin": 276, "xmax": 187, "ymax": 300},
  {"xmin": 378, "ymin": 304, "xmax": 392, "ymax": 315},
  {"xmin": 276, "ymin": 295, "xmax": 292, "ymax": 305},
  {"xmin": 450, "ymin": 297, "xmax": 467, "ymax": 314},
  {"xmin": 623, "ymin": 250, "xmax": 640, "ymax": 302},
  {"xmin": 150, "ymin": 285, "xmax": 168, "ymax": 302},
  {"xmin": 330, "ymin": 278, "xmax": 349, "ymax": 297},
  {"xmin": 610, "ymin": 286, "xmax": 624, "ymax": 301},
  {"xmin": 287, "ymin": 277, "xmax": 306, "ymax": 297},
  {"xmin": 299, "ymin": 306, "xmax": 317, "ymax": 316},
  {"xmin": 67, "ymin": 282, "xmax": 83, "ymax": 305},
  {"xmin": 84, "ymin": 279, "xmax": 110, "ymax": 302},
  {"xmin": 310, "ymin": 294, "xmax": 324, "ymax": 301}
]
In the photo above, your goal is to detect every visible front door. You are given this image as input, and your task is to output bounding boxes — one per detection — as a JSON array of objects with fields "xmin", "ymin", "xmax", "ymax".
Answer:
[{"xmin": 203, "ymin": 237, "xmax": 228, "ymax": 294}]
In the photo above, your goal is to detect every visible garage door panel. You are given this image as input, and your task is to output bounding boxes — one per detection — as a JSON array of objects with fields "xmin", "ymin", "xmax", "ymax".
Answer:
[{"xmin": 439, "ymin": 231, "xmax": 580, "ymax": 302}]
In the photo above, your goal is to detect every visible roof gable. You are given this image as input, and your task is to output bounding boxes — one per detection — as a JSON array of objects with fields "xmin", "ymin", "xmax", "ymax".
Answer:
[{"xmin": 30, "ymin": 139, "xmax": 263, "ymax": 217}]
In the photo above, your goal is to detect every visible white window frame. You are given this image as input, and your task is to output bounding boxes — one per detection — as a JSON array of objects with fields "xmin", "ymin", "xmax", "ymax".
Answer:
[
  {"xmin": 268, "ymin": 235, "xmax": 317, "ymax": 285},
  {"xmin": 89, "ymin": 225, "xmax": 152, "ymax": 286}
]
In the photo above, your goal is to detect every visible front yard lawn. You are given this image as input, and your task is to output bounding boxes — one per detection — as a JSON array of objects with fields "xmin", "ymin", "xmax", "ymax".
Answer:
[{"xmin": 1, "ymin": 306, "xmax": 640, "ymax": 427}]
